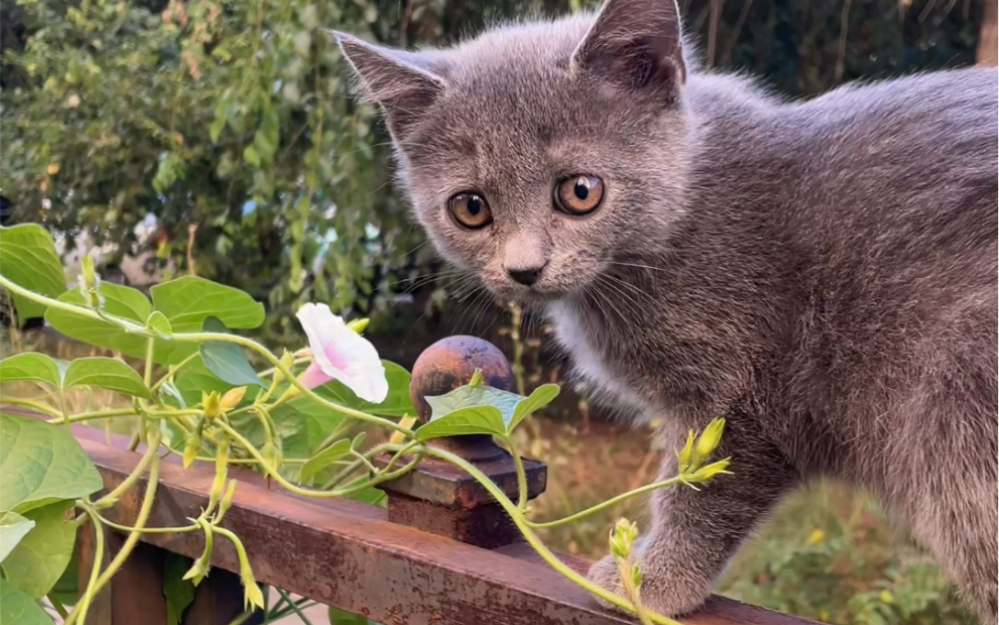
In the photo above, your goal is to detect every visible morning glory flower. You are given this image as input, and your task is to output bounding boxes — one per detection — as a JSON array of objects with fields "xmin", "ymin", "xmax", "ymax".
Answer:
[{"xmin": 295, "ymin": 303, "xmax": 388, "ymax": 403}]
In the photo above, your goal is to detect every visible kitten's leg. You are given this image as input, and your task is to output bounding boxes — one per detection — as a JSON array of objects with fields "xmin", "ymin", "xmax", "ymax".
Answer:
[{"xmin": 587, "ymin": 418, "xmax": 798, "ymax": 617}]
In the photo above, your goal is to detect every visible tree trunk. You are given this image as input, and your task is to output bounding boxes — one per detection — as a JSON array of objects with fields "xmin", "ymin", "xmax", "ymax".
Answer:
[{"xmin": 978, "ymin": 0, "xmax": 997, "ymax": 65}]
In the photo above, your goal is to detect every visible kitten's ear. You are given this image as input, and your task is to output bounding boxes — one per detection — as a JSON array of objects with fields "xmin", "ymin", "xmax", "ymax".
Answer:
[
  {"xmin": 334, "ymin": 32, "xmax": 447, "ymax": 139},
  {"xmin": 571, "ymin": 0, "xmax": 685, "ymax": 102}
]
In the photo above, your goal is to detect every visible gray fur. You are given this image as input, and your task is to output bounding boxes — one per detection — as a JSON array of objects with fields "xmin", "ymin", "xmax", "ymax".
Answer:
[{"xmin": 335, "ymin": 0, "xmax": 999, "ymax": 620}]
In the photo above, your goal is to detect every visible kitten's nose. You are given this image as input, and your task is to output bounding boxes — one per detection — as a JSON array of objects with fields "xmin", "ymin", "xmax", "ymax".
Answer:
[{"xmin": 506, "ymin": 265, "xmax": 544, "ymax": 286}]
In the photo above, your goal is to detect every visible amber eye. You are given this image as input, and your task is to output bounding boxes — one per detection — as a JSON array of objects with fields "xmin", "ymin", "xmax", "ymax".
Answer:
[
  {"xmin": 554, "ymin": 175, "xmax": 604, "ymax": 215},
  {"xmin": 447, "ymin": 192, "xmax": 492, "ymax": 229}
]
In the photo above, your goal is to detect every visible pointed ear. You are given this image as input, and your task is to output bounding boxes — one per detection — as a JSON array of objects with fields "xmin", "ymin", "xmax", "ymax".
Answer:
[
  {"xmin": 334, "ymin": 32, "xmax": 447, "ymax": 139},
  {"xmin": 570, "ymin": 0, "xmax": 685, "ymax": 102}
]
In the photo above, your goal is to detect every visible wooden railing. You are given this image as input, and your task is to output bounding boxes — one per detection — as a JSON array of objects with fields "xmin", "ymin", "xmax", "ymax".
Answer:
[{"xmin": 60, "ymin": 336, "xmax": 819, "ymax": 625}]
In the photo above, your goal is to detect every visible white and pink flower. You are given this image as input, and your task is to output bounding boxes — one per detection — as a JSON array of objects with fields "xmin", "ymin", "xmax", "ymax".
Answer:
[{"xmin": 295, "ymin": 303, "xmax": 388, "ymax": 403}]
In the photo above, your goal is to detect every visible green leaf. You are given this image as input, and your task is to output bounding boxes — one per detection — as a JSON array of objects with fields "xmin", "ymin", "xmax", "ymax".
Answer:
[
  {"xmin": 416, "ymin": 383, "xmax": 560, "ymax": 441},
  {"xmin": 1, "ymin": 501, "xmax": 77, "ymax": 599},
  {"xmin": 229, "ymin": 409, "xmax": 308, "ymax": 481},
  {"xmin": 174, "ymin": 358, "xmax": 235, "ymax": 407},
  {"xmin": 163, "ymin": 553, "xmax": 196, "ymax": 625},
  {"xmin": 0, "ymin": 412, "xmax": 102, "ymax": 514},
  {"xmin": 0, "ymin": 513, "xmax": 36, "ymax": 564},
  {"xmin": 415, "ymin": 405, "xmax": 507, "ymax": 440},
  {"xmin": 0, "ymin": 224, "xmax": 66, "ymax": 321},
  {"xmin": 312, "ymin": 361, "xmax": 414, "ymax": 417},
  {"xmin": 146, "ymin": 311, "xmax": 172, "ymax": 338},
  {"xmin": 44, "ymin": 282, "xmax": 177, "ymax": 361},
  {"xmin": 198, "ymin": 317, "xmax": 265, "ymax": 388},
  {"xmin": 328, "ymin": 606, "xmax": 375, "ymax": 625},
  {"xmin": 268, "ymin": 399, "xmax": 344, "ymax": 453},
  {"xmin": 151, "ymin": 276, "xmax": 264, "ymax": 332},
  {"xmin": 47, "ymin": 550, "xmax": 79, "ymax": 608},
  {"xmin": 300, "ymin": 439, "xmax": 351, "ymax": 484},
  {"xmin": 509, "ymin": 384, "xmax": 560, "ymax": 432},
  {"xmin": 0, "ymin": 353, "xmax": 63, "ymax": 387},
  {"xmin": 0, "ymin": 577, "xmax": 52, "ymax": 625},
  {"xmin": 347, "ymin": 487, "xmax": 386, "ymax": 508},
  {"xmin": 64, "ymin": 357, "xmax": 151, "ymax": 399}
]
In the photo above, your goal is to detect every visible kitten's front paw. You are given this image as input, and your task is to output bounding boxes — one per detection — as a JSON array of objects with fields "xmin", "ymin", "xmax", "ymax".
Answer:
[{"xmin": 586, "ymin": 552, "xmax": 711, "ymax": 618}]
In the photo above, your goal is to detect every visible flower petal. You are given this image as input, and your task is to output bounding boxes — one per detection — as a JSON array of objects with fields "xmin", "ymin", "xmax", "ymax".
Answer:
[
  {"xmin": 298, "ymin": 362, "xmax": 333, "ymax": 390},
  {"xmin": 295, "ymin": 302, "xmax": 389, "ymax": 403},
  {"xmin": 295, "ymin": 303, "xmax": 342, "ymax": 375}
]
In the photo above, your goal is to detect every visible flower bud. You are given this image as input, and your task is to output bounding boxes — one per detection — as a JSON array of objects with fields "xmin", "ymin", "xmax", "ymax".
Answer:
[
  {"xmin": 182, "ymin": 431, "xmax": 202, "ymax": 469},
  {"xmin": 202, "ymin": 391, "xmax": 222, "ymax": 419},
  {"xmin": 216, "ymin": 480, "xmax": 238, "ymax": 520},
  {"xmin": 630, "ymin": 564, "xmax": 644, "ymax": 589},
  {"xmin": 676, "ymin": 429, "xmax": 695, "ymax": 474},
  {"xmin": 610, "ymin": 518, "xmax": 639, "ymax": 560},
  {"xmin": 694, "ymin": 417, "xmax": 726, "ymax": 463},
  {"xmin": 220, "ymin": 386, "xmax": 247, "ymax": 411},
  {"xmin": 346, "ymin": 318, "xmax": 369, "ymax": 334},
  {"xmin": 207, "ymin": 437, "xmax": 229, "ymax": 513},
  {"xmin": 183, "ymin": 522, "xmax": 213, "ymax": 586},
  {"xmin": 687, "ymin": 458, "xmax": 732, "ymax": 484}
]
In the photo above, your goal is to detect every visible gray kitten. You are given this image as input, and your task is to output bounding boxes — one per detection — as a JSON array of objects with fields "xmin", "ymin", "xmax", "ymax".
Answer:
[{"xmin": 335, "ymin": 0, "xmax": 998, "ymax": 620}]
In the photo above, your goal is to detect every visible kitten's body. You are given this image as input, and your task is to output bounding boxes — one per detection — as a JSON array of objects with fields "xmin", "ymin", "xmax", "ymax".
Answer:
[
  {"xmin": 336, "ymin": 1, "xmax": 998, "ymax": 620},
  {"xmin": 553, "ymin": 66, "xmax": 998, "ymax": 618}
]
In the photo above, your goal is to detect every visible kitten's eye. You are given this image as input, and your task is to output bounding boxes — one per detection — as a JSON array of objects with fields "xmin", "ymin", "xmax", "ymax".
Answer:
[
  {"xmin": 447, "ymin": 192, "xmax": 493, "ymax": 229},
  {"xmin": 554, "ymin": 175, "xmax": 604, "ymax": 215}
]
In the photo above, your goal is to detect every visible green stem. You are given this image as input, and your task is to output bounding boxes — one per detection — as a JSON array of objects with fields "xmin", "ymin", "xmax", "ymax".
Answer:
[
  {"xmin": 45, "ymin": 407, "xmax": 139, "ymax": 424},
  {"xmin": 0, "ymin": 275, "xmax": 148, "ymax": 334},
  {"xmin": 88, "ymin": 452, "xmax": 161, "ymax": 596},
  {"xmin": 91, "ymin": 516, "xmax": 200, "ymax": 535},
  {"xmin": 46, "ymin": 593, "xmax": 69, "ymax": 619},
  {"xmin": 65, "ymin": 509, "xmax": 106, "ymax": 625},
  {"xmin": 500, "ymin": 435, "xmax": 529, "ymax": 513},
  {"xmin": 0, "ymin": 397, "xmax": 60, "ymax": 417},
  {"xmin": 274, "ymin": 588, "xmax": 313, "ymax": 625},
  {"xmin": 310, "ymin": 419, "xmax": 352, "ymax": 456},
  {"xmin": 150, "ymin": 352, "xmax": 199, "ymax": 394},
  {"xmin": 619, "ymin": 557, "xmax": 654, "ymax": 625},
  {"xmin": 416, "ymin": 445, "xmax": 683, "ymax": 625},
  {"xmin": 171, "ymin": 331, "xmax": 413, "ymax": 437},
  {"xmin": 93, "ymin": 432, "xmax": 162, "ymax": 508},
  {"xmin": 216, "ymin": 421, "xmax": 421, "ymax": 499},
  {"xmin": 0, "ymin": 274, "xmax": 415, "ymax": 438},
  {"xmin": 525, "ymin": 475, "xmax": 684, "ymax": 529}
]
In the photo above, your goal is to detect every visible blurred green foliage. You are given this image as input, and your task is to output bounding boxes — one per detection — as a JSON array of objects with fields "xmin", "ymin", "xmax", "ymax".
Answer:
[{"xmin": 1, "ymin": 0, "xmax": 984, "ymax": 343}]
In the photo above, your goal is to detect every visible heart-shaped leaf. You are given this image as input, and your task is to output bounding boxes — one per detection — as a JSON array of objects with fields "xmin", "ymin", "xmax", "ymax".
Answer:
[
  {"xmin": 164, "ymin": 553, "xmax": 196, "ymax": 625},
  {"xmin": 0, "ymin": 576, "xmax": 52, "ymax": 625},
  {"xmin": 416, "ymin": 383, "xmax": 560, "ymax": 441},
  {"xmin": 0, "ymin": 513, "xmax": 35, "ymax": 564},
  {"xmin": 311, "ymin": 361, "xmax": 414, "ymax": 417},
  {"xmin": 0, "ymin": 412, "xmax": 102, "ymax": 514},
  {"xmin": 300, "ymin": 439, "xmax": 351, "ymax": 484},
  {"xmin": 44, "ymin": 282, "xmax": 158, "ymax": 360},
  {"xmin": 415, "ymin": 405, "xmax": 507, "ymax": 440},
  {"xmin": 0, "ymin": 224, "xmax": 66, "ymax": 322},
  {"xmin": 0, "ymin": 353, "xmax": 63, "ymax": 387},
  {"xmin": 146, "ymin": 311, "xmax": 172, "ymax": 338},
  {"xmin": 64, "ymin": 357, "xmax": 150, "ymax": 399},
  {"xmin": 151, "ymin": 276, "xmax": 264, "ymax": 332},
  {"xmin": 198, "ymin": 317, "xmax": 265, "ymax": 388},
  {"xmin": 1, "ymin": 500, "xmax": 77, "ymax": 599}
]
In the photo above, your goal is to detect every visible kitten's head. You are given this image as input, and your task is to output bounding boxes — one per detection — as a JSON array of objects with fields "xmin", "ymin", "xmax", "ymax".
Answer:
[{"xmin": 337, "ymin": 0, "xmax": 691, "ymax": 306}]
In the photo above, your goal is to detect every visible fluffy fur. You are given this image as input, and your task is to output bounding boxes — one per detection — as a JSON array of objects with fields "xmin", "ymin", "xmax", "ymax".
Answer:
[{"xmin": 335, "ymin": 0, "xmax": 999, "ymax": 620}]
